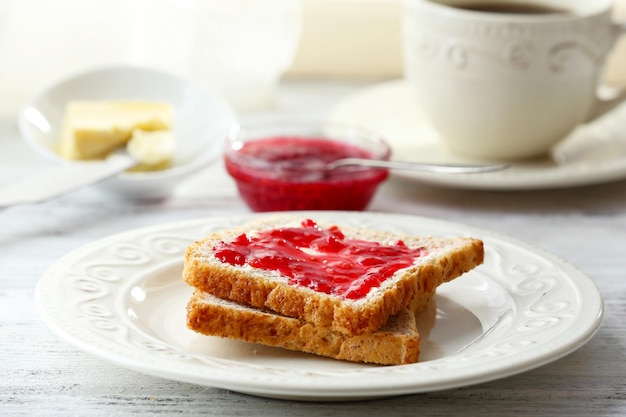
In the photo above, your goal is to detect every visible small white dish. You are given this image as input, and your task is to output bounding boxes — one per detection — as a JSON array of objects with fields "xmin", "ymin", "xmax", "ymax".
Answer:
[
  {"xmin": 35, "ymin": 212, "xmax": 603, "ymax": 401},
  {"xmin": 329, "ymin": 80, "xmax": 626, "ymax": 190},
  {"xmin": 18, "ymin": 66, "xmax": 237, "ymax": 199}
]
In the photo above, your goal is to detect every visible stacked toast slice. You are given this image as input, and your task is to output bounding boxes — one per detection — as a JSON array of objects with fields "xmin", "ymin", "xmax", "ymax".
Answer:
[{"xmin": 183, "ymin": 216, "xmax": 484, "ymax": 365}]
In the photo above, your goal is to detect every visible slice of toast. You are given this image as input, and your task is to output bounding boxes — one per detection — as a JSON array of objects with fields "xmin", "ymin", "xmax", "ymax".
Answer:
[
  {"xmin": 183, "ymin": 216, "xmax": 484, "ymax": 336},
  {"xmin": 186, "ymin": 290, "xmax": 421, "ymax": 365}
]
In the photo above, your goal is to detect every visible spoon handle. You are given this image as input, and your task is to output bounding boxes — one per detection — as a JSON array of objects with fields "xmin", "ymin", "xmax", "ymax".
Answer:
[{"xmin": 328, "ymin": 158, "xmax": 510, "ymax": 174}]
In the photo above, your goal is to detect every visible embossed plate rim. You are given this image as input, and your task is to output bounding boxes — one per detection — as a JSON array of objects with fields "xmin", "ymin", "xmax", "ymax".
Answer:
[{"xmin": 35, "ymin": 212, "xmax": 604, "ymax": 401}]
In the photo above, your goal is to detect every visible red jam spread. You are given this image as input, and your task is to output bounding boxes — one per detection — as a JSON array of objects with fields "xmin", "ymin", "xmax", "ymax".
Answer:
[
  {"xmin": 225, "ymin": 136, "xmax": 389, "ymax": 212},
  {"xmin": 213, "ymin": 219, "xmax": 426, "ymax": 300}
]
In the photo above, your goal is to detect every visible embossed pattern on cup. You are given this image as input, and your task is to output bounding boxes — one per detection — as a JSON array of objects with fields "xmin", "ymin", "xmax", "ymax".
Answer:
[{"xmin": 403, "ymin": 0, "xmax": 624, "ymax": 160}]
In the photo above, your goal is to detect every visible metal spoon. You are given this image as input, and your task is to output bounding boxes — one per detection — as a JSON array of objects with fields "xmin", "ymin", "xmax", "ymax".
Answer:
[{"xmin": 326, "ymin": 158, "xmax": 510, "ymax": 174}]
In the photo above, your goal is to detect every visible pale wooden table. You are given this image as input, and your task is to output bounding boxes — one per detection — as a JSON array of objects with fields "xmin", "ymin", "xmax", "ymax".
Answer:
[{"xmin": 1, "ymin": 79, "xmax": 625, "ymax": 416}]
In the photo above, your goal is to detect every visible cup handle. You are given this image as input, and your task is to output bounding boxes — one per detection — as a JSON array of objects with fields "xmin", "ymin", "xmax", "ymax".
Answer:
[{"xmin": 587, "ymin": 21, "xmax": 626, "ymax": 121}]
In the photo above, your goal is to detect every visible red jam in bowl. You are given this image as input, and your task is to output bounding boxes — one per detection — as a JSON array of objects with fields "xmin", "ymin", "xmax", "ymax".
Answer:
[
  {"xmin": 213, "ymin": 219, "xmax": 426, "ymax": 300},
  {"xmin": 225, "ymin": 135, "xmax": 390, "ymax": 212}
]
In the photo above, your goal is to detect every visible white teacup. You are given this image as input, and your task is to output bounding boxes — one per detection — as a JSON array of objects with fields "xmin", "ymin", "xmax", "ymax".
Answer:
[{"xmin": 403, "ymin": 0, "xmax": 626, "ymax": 160}]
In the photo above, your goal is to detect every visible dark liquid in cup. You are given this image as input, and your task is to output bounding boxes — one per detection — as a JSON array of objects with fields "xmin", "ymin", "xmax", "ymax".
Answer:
[{"xmin": 451, "ymin": 2, "xmax": 569, "ymax": 14}]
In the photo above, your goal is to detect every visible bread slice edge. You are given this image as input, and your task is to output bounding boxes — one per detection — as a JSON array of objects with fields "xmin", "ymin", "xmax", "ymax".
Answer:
[{"xmin": 186, "ymin": 290, "xmax": 421, "ymax": 366}]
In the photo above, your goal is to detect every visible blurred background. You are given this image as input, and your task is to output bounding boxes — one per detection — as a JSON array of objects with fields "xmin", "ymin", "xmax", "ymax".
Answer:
[{"xmin": 0, "ymin": 0, "xmax": 624, "ymax": 115}]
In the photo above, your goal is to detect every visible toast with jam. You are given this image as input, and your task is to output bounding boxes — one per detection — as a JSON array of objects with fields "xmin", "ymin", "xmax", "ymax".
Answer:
[{"xmin": 183, "ymin": 216, "xmax": 484, "ymax": 337}]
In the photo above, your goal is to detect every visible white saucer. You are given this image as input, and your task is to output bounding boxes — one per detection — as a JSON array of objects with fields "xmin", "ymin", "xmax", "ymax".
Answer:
[
  {"xmin": 18, "ymin": 66, "xmax": 236, "ymax": 198},
  {"xmin": 35, "ymin": 212, "xmax": 603, "ymax": 401},
  {"xmin": 329, "ymin": 80, "xmax": 626, "ymax": 190}
]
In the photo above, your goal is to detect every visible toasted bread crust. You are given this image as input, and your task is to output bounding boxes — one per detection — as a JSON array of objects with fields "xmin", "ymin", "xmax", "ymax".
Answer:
[
  {"xmin": 183, "ymin": 217, "xmax": 484, "ymax": 336},
  {"xmin": 186, "ymin": 291, "xmax": 420, "ymax": 365}
]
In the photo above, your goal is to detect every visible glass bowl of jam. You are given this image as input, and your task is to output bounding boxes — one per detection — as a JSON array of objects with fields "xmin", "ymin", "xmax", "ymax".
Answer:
[{"xmin": 224, "ymin": 120, "xmax": 391, "ymax": 211}]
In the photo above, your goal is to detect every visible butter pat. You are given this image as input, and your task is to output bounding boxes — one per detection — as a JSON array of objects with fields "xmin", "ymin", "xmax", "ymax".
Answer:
[
  {"xmin": 126, "ymin": 129, "xmax": 176, "ymax": 171},
  {"xmin": 59, "ymin": 100, "xmax": 174, "ymax": 160}
]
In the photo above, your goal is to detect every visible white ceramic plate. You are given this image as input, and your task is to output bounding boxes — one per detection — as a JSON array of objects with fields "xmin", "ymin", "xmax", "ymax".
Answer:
[
  {"xmin": 18, "ymin": 66, "xmax": 236, "ymax": 198},
  {"xmin": 329, "ymin": 80, "xmax": 626, "ymax": 190},
  {"xmin": 35, "ymin": 212, "xmax": 603, "ymax": 401}
]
